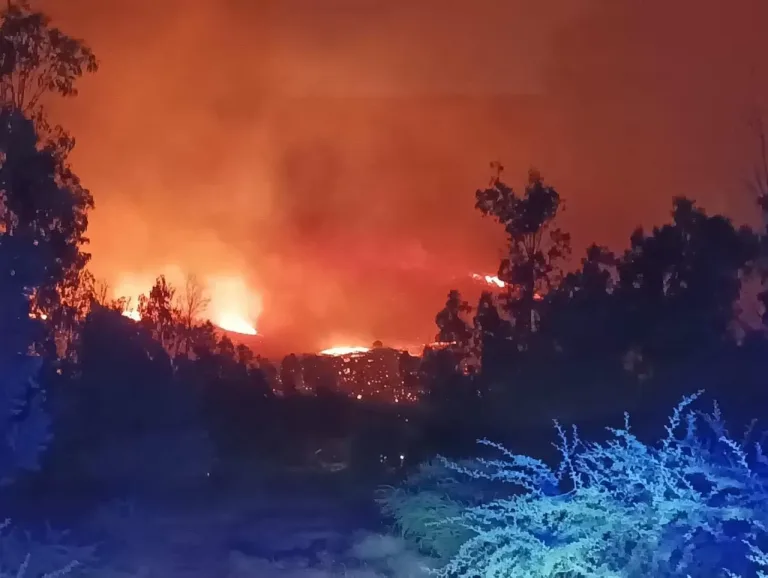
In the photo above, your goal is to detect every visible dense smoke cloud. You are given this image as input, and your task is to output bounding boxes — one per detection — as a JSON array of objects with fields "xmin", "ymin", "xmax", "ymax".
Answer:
[{"xmin": 38, "ymin": 0, "xmax": 768, "ymax": 353}]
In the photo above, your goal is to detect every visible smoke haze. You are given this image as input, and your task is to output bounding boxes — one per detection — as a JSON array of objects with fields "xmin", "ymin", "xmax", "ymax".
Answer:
[{"xmin": 38, "ymin": 0, "xmax": 768, "ymax": 354}]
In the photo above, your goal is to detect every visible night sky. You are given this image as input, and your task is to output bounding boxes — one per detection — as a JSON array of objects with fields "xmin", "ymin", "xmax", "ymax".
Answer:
[{"xmin": 38, "ymin": 0, "xmax": 768, "ymax": 354}]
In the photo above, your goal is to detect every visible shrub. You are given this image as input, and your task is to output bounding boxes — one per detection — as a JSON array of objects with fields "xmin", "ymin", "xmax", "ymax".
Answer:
[{"xmin": 417, "ymin": 392, "xmax": 768, "ymax": 577}]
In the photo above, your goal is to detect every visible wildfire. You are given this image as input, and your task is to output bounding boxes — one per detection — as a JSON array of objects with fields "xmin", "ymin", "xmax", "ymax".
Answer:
[
  {"xmin": 320, "ymin": 346, "xmax": 370, "ymax": 356},
  {"xmin": 217, "ymin": 313, "xmax": 258, "ymax": 335},
  {"xmin": 114, "ymin": 271, "xmax": 261, "ymax": 336},
  {"xmin": 208, "ymin": 275, "xmax": 261, "ymax": 336},
  {"xmin": 122, "ymin": 309, "xmax": 140, "ymax": 322},
  {"xmin": 471, "ymin": 273, "xmax": 506, "ymax": 288},
  {"xmin": 471, "ymin": 272, "xmax": 544, "ymax": 300}
]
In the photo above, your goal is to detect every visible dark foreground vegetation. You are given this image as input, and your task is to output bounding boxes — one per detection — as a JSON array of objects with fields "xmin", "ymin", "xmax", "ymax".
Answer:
[{"xmin": 2, "ymin": 1, "xmax": 768, "ymax": 576}]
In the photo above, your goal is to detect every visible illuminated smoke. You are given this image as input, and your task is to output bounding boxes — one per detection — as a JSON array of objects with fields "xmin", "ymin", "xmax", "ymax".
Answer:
[{"xmin": 42, "ymin": 0, "xmax": 768, "ymax": 353}]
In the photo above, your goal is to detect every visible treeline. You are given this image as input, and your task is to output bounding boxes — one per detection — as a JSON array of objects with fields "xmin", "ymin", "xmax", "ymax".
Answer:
[{"xmin": 427, "ymin": 164, "xmax": 768, "ymax": 442}]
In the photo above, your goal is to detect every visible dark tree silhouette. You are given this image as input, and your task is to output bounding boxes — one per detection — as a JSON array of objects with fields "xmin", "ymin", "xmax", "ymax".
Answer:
[
  {"xmin": 475, "ymin": 164, "xmax": 571, "ymax": 344},
  {"xmin": 0, "ymin": 2, "xmax": 98, "ymax": 113},
  {"xmin": 0, "ymin": 234, "xmax": 50, "ymax": 484},
  {"xmin": 235, "ymin": 342, "xmax": 254, "ymax": 367},
  {"xmin": 0, "ymin": 2, "xmax": 97, "ymax": 484},
  {"xmin": 77, "ymin": 305, "xmax": 173, "ymax": 435},
  {"xmin": 176, "ymin": 274, "xmax": 210, "ymax": 356},
  {"xmin": 189, "ymin": 320, "xmax": 218, "ymax": 359},
  {"xmin": 63, "ymin": 304, "xmax": 217, "ymax": 494},
  {"xmin": 280, "ymin": 353, "xmax": 301, "ymax": 395},
  {"xmin": 472, "ymin": 290, "xmax": 511, "ymax": 380},
  {"xmin": 617, "ymin": 197, "xmax": 758, "ymax": 371},
  {"xmin": 435, "ymin": 289, "xmax": 472, "ymax": 345},
  {"xmin": 138, "ymin": 275, "xmax": 181, "ymax": 356},
  {"xmin": 0, "ymin": 2, "xmax": 98, "ymax": 354},
  {"xmin": 538, "ymin": 244, "xmax": 625, "ymax": 384},
  {"xmin": 749, "ymin": 117, "xmax": 768, "ymax": 326}
]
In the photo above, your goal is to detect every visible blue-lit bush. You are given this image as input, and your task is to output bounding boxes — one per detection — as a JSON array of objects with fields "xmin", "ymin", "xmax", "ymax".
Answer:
[
  {"xmin": 425, "ymin": 392, "xmax": 768, "ymax": 578},
  {"xmin": 377, "ymin": 459, "xmax": 484, "ymax": 562}
]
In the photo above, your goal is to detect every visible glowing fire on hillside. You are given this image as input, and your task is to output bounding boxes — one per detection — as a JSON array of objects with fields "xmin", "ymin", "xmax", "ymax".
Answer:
[
  {"xmin": 122, "ymin": 309, "xmax": 141, "ymax": 322},
  {"xmin": 320, "ymin": 346, "xmax": 371, "ymax": 356},
  {"xmin": 120, "ymin": 305, "xmax": 258, "ymax": 335},
  {"xmin": 114, "ymin": 272, "xmax": 260, "ymax": 336}
]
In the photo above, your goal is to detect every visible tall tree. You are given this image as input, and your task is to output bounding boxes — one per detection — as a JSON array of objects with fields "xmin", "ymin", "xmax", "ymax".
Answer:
[
  {"xmin": 176, "ymin": 274, "xmax": 210, "ymax": 356},
  {"xmin": 475, "ymin": 164, "xmax": 571, "ymax": 344},
  {"xmin": 138, "ymin": 275, "xmax": 181, "ymax": 356},
  {"xmin": 0, "ymin": 1, "xmax": 97, "ymax": 114},
  {"xmin": 0, "ymin": 1, "xmax": 98, "ymax": 351},
  {"xmin": 76, "ymin": 304, "xmax": 173, "ymax": 439},
  {"xmin": 50, "ymin": 267, "xmax": 99, "ymax": 359}
]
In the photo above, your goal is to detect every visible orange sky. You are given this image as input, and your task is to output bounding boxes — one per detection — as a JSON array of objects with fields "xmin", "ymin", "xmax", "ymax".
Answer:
[{"xmin": 36, "ymin": 0, "xmax": 768, "ymax": 354}]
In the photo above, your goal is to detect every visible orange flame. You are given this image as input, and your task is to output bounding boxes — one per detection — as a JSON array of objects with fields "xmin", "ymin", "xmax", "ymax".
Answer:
[
  {"xmin": 471, "ymin": 272, "xmax": 544, "ymax": 300},
  {"xmin": 471, "ymin": 273, "xmax": 506, "ymax": 288}
]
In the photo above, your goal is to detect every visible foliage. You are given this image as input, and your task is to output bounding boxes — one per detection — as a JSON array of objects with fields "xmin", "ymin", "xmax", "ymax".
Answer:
[
  {"xmin": 0, "ymin": 0, "xmax": 97, "ymax": 354},
  {"xmin": 376, "ymin": 459, "xmax": 490, "ymax": 562},
  {"xmin": 0, "ymin": 1, "xmax": 98, "ymax": 112},
  {"xmin": 435, "ymin": 290, "xmax": 473, "ymax": 346},
  {"xmin": 530, "ymin": 244, "xmax": 626, "ymax": 385},
  {"xmin": 471, "ymin": 291, "xmax": 510, "ymax": 377},
  {"xmin": 427, "ymin": 392, "xmax": 768, "ymax": 578},
  {"xmin": 59, "ymin": 304, "xmax": 217, "ymax": 492},
  {"xmin": 440, "ymin": 163, "xmax": 763, "ymax": 404},
  {"xmin": 475, "ymin": 165, "xmax": 571, "ymax": 341},
  {"xmin": 617, "ymin": 197, "xmax": 758, "ymax": 367},
  {"xmin": 0, "ymin": 519, "xmax": 95, "ymax": 577},
  {"xmin": 138, "ymin": 275, "xmax": 181, "ymax": 356}
]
